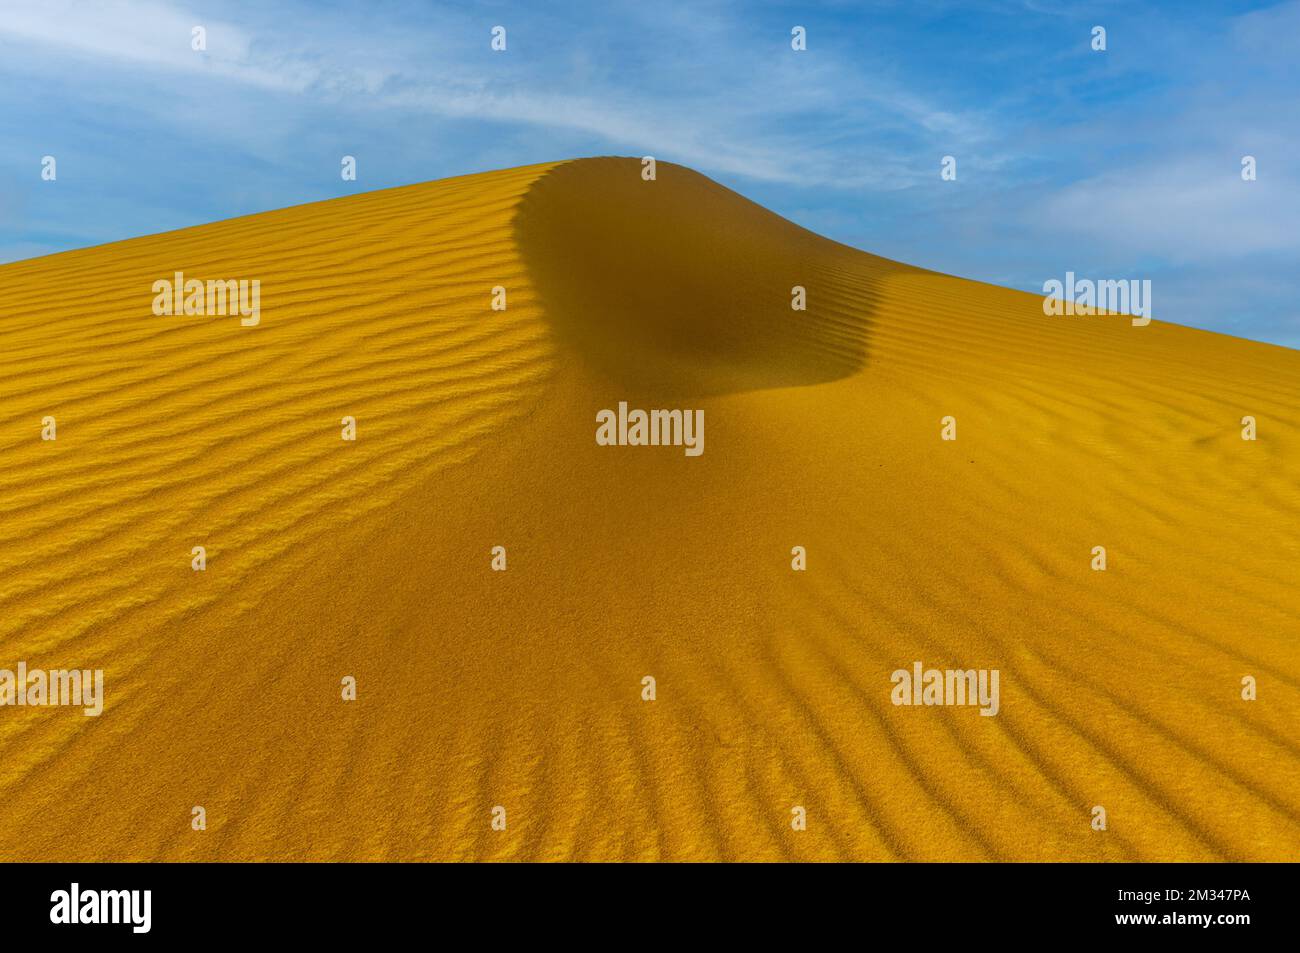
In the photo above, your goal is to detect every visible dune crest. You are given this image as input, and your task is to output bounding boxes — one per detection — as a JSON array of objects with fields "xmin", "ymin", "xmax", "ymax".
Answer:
[
  {"xmin": 516, "ymin": 158, "xmax": 910, "ymax": 396},
  {"xmin": 1, "ymin": 158, "xmax": 1297, "ymax": 861}
]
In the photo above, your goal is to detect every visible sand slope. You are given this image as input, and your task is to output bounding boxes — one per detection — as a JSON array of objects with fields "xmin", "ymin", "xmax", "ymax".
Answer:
[{"xmin": 1, "ymin": 157, "xmax": 1297, "ymax": 861}]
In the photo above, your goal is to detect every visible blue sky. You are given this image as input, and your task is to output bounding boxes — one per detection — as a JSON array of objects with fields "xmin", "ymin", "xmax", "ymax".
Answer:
[{"xmin": 2, "ymin": 0, "xmax": 1297, "ymax": 347}]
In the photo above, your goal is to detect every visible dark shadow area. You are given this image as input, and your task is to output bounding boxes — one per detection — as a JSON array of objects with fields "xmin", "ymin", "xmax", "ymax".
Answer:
[{"xmin": 514, "ymin": 157, "xmax": 912, "ymax": 398}]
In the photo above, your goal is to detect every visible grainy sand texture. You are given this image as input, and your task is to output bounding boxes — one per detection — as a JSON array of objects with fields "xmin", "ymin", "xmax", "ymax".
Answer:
[{"xmin": 1, "ymin": 157, "xmax": 1297, "ymax": 860}]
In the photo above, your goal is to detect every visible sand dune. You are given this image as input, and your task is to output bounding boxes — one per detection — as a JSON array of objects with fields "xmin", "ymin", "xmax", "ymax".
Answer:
[{"xmin": 1, "ymin": 157, "xmax": 1297, "ymax": 861}]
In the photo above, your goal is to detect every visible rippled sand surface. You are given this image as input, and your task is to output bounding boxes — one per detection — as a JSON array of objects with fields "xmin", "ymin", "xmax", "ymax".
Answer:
[{"xmin": 1, "ymin": 158, "xmax": 1296, "ymax": 860}]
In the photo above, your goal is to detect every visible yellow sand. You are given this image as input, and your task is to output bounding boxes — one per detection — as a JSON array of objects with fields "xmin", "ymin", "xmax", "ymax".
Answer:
[{"xmin": 1, "ymin": 158, "xmax": 1297, "ymax": 861}]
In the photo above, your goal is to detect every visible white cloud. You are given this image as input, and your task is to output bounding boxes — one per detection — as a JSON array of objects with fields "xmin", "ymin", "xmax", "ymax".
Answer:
[
  {"xmin": 0, "ymin": 0, "xmax": 992, "ymax": 188},
  {"xmin": 0, "ymin": 0, "xmax": 309, "ymax": 88},
  {"xmin": 1041, "ymin": 159, "xmax": 1300, "ymax": 263}
]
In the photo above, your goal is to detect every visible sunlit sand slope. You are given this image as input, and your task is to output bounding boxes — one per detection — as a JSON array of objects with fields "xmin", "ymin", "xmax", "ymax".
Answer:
[{"xmin": 1, "ymin": 158, "xmax": 1297, "ymax": 861}]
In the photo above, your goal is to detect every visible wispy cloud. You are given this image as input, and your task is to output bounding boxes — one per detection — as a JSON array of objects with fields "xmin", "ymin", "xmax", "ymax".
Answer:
[{"xmin": 0, "ymin": 0, "xmax": 993, "ymax": 187}]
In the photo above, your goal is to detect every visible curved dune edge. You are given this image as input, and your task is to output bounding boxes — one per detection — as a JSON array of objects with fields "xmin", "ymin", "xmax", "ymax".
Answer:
[{"xmin": 0, "ymin": 158, "xmax": 1297, "ymax": 860}]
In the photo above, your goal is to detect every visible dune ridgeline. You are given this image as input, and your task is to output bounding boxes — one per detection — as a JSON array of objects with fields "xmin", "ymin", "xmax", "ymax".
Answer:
[{"xmin": 1, "ymin": 157, "xmax": 1297, "ymax": 861}]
